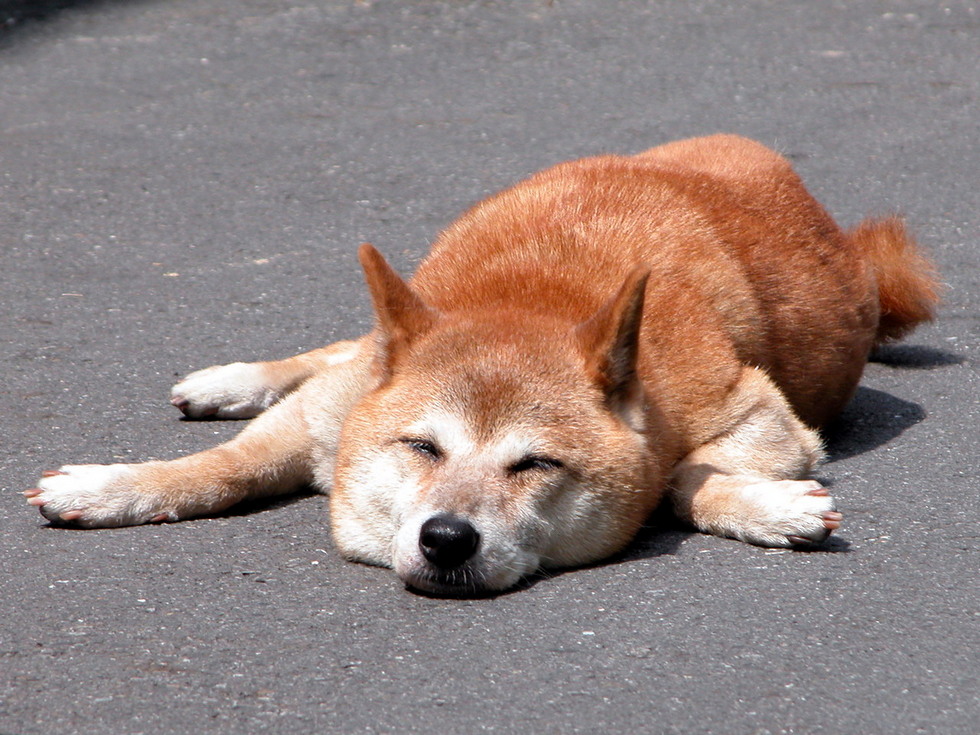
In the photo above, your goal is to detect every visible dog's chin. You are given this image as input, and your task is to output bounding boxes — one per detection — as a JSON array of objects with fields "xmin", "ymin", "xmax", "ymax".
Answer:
[
  {"xmin": 397, "ymin": 562, "xmax": 523, "ymax": 598},
  {"xmin": 403, "ymin": 571, "xmax": 490, "ymax": 598}
]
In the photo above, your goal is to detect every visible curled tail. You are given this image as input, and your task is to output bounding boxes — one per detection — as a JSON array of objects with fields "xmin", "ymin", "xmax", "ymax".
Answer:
[{"xmin": 849, "ymin": 216, "xmax": 941, "ymax": 345}]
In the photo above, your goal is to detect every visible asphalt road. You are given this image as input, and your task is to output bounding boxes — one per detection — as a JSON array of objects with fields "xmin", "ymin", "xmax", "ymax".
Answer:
[{"xmin": 1, "ymin": 1, "xmax": 978, "ymax": 733}]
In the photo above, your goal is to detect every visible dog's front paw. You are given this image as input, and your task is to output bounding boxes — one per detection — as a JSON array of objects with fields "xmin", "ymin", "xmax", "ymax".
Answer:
[
  {"xmin": 170, "ymin": 362, "xmax": 276, "ymax": 419},
  {"xmin": 730, "ymin": 479, "xmax": 842, "ymax": 548},
  {"xmin": 24, "ymin": 465, "xmax": 175, "ymax": 528}
]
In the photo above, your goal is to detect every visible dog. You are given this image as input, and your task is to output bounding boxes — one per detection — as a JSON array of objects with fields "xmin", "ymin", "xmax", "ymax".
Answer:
[{"xmin": 26, "ymin": 134, "xmax": 939, "ymax": 595}]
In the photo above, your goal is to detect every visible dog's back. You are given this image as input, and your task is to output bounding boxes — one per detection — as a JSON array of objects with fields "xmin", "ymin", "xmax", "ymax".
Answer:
[{"xmin": 411, "ymin": 134, "xmax": 938, "ymax": 430}]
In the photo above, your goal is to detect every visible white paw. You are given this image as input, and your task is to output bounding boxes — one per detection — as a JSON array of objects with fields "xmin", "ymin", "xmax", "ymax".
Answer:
[
  {"xmin": 170, "ymin": 362, "xmax": 275, "ymax": 419},
  {"xmin": 24, "ymin": 464, "xmax": 173, "ymax": 528},
  {"xmin": 729, "ymin": 479, "xmax": 842, "ymax": 547}
]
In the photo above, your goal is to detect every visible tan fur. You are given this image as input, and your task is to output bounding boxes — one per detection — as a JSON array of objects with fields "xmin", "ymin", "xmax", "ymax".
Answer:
[
  {"xmin": 847, "ymin": 216, "xmax": 941, "ymax": 344},
  {"xmin": 27, "ymin": 135, "xmax": 939, "ymax": 595}
]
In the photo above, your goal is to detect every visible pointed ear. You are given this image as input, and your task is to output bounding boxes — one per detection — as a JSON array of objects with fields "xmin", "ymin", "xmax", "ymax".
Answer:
[
  {"xmin": 358, "ymin": 244, "xmax": 438, "ymax": 369},
  {"xmin": 574, "ymin": 267, "xmax": 650, "ymax": 406}
]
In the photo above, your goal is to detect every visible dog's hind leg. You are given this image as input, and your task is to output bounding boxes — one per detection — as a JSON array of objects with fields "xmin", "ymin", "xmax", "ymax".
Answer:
[
  {"xmin": 667, "ymin": 367, "xmax": 842, "ymax": 547},
  {"xmin": 26, "ymin": 340, "xmax": 374, "ymax": 527},
  {"xmin": 170, "ymin": 338, "xmax": 363, "ymax": 419}
]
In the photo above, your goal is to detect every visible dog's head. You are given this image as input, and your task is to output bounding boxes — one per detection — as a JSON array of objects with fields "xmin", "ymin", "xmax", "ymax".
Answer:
[{"xmin": 330, "ymin": 245, "xmax": 665, "ymax": 595}]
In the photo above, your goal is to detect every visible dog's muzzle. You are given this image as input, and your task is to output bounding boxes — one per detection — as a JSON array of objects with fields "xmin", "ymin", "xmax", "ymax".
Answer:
[{"xmin": 399, "ymin": 513, "xmax": 490, "ymax": 596}]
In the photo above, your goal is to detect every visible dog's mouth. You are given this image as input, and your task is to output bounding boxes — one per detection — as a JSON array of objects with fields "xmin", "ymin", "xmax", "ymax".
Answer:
[{"xmin": 402, "ymin": 565, "xmax": 497, "ymax": 598}]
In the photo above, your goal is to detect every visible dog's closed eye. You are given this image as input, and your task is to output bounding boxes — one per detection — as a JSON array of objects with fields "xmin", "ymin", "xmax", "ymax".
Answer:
[
  {"xmin": 399, "ymin": 438, "xmax": 442, "ymax": 461},
  {"xmin": 509, "ymin": 456, "xmax": 564, "ymax": 474}
]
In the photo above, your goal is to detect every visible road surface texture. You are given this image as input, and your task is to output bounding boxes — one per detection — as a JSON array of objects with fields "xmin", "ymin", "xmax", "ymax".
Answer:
[{"xmin": 1, "ymin": 1, "xmax": 977, "ymax": 733}]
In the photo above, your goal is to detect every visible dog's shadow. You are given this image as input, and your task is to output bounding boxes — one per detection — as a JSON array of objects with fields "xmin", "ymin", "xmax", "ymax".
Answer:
[
  {"xmin": 822, "ymin": 387, "xmax": 925, "ymax": 462},
  {"xmin": 824, "ymin": 344, "xmax": 964, "ymax": 461},
  {"xmin": 868, "ymin": 343, "xmax": 965, "ymax": 371},
  {"xmin": 0, "ymin": 0, "xmax": 120, "ymax": 30},
  {"xmin": 220, "ymin": 488, "xmax": 321, "ymax": 517}
]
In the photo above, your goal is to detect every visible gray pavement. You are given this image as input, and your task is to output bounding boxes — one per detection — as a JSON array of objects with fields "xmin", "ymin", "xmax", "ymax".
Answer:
[{"xmin": 1, "ymin": 1, "xmax": 978, "ymax": 733}]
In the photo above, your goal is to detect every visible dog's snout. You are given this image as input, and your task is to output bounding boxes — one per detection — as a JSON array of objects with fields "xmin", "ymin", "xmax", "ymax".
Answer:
[{"xmin": 419, "ymin": 514, "xmax": 480, "ymax": 569}]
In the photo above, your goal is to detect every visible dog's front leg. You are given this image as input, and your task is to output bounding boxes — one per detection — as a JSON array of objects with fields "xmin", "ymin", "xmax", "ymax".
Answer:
[
  {"xmin": 26, "ymin": 339, "xmax": 375, "ymax": 528},
  {"xmin": 25, "ymin": 390, "xmax": 315, "ymax": 528},
  {"xmin": 170, "ymin": 338, "xmax": 363, "ymax": 419},
  {"xmin": 668, "ymin": 367, "xmax": 843, "ymax": 547}
]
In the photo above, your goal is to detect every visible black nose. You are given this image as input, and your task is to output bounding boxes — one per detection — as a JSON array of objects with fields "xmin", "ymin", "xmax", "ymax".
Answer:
[{"xmin": 419, "ymin": 514, "xmax": 480, "ymax": 569}]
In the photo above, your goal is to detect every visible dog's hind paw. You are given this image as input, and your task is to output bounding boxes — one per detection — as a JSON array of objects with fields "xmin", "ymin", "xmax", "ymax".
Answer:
[
  {"xmin": 24, "ymin": 464, "xmax": 174, "ymax": 528},
  {"xmin": 170, "ymin": 362, "xmax": 277, "ymax": 419},
  {"xmin": 727, "ymin": 479, "xmax": 842, "ymax": 548}
]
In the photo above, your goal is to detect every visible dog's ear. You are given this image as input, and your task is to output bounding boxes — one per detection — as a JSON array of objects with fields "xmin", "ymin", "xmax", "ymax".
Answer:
[
  {"xmin": 359, "ymin": 244, "xmax": 438, "ymax": 374},
  {"xmin": 575, "ymin": 267, "xmax": 650, "ymax": 416}
]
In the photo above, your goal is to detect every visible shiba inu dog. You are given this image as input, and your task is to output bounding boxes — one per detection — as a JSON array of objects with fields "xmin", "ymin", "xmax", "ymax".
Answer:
[{"xmin": 26, "ymin": 135, "xmax": 939, "ymax": 595}]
